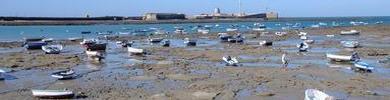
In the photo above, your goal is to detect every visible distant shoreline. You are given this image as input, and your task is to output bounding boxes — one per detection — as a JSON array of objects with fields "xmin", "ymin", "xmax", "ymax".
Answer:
[
  {"xmin": 0, "ymin": 19, "xmax": 265, "ymax": 26},
  {"xmin": 0, "ymin": 16, "xmax": 388, "ymax": 26}
]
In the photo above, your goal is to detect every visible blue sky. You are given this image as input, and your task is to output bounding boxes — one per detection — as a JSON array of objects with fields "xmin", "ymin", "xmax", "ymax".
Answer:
[{"xmin": 1, "ymin": 0, "xmax": 389, "ymax": 17}]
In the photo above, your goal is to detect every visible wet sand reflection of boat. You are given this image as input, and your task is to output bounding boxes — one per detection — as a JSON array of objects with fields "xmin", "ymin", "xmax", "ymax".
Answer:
[{"xmin": 31, "ymin": 89, "xmax": 74, "ymax": 99}]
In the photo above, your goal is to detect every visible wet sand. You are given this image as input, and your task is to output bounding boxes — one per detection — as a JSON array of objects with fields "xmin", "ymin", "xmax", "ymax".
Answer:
[{"xmin": 0, "ymin": 25, "xmax": 390, "ymax": 100}]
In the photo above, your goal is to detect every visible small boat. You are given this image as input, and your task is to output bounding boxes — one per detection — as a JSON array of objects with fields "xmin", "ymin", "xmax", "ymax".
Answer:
[
  {"xmin": 275, "ymin": 32, "xmax": 287, "ymax": 36},
  {"xmin": 117, "ymin": 41, "xmax": 132, "ymax": 47},
  {"xmin": 259, "ymin": 40, "xmax": 273, "ymax": 46},
  {"xmin": 24, "ymin": 41, "xmax": 48, "ymax": 50},
  {"xmin": 149, "ymin": 38, "xmax": 164, "ymax": 43},
  {"xmin": 304, "ymin": 39, "xmax": 315, "ymax": 44},
  {"xmin": 81, "ymin": 31, "xmax": 91, "ymax": 34},
  {"xmin": 305, "ymin": 89, "xmax": 333, "ymax": 100},
  {"xmin": 42, "ymin": 45, "xmax": 63, "ymax": 54},
  {"xmin": 226, "ymin": 28, "xmax": 238, "ymax": 32},
  {"xmin": 222, "ymin": 56, "xmax": 239, "ymax": 66},
  {"xmin": 340, "ymin": 30, "xmax": 360, "ymax": 35},
  {"xmin": 51, "ymin": 69, "xmax": 75, "ymax": 80},
  {"xmin": 68, "ymin": 37, "xmax": 83, "ymax": 41},
  {"xmin": 326, "ymin": 53, "xmax": 360, "ymax": 62},
  {"xmin": 252, "ymin": 28, "xmax": 265, "ymax": 31},
  {"xmin": 127, "ymin": 47, "xmax": 145, "ymax": 54},
  {"xmin": 31, "ymin": 89, "xmax": 74, "ymax": 99},
  {"xmin": 297, "ymin": 42, "xmax": 309, "ymax": 52},
  {"xmin": 326, "ymin": 35, "xmax": 335, "ymax": 38},
  {"xmin": 184, "ymin": 38, "xmax": 197, "ymax": 46},
  {"xmin": 311, "ymin": 25, "xmax": 320, "ymax": 28},
  {"xmin": 298, "ymin": 32, "xmax": 308, "ymax": 36},
  {"xmin": 227, "ymin": 38, "xmax": 244, "ymax": 43},
  {"xmin": 161, "ymin": 40, "xmax": 170, "ymax": 47},
  {"xmin": 42, "ymin": 38, "xmax": 54, "ymax": 42},
  {"xmin": 85, "ymin": 43, "xmax": 107, "ymax": 51},
  {"xmin": 218, "ymin": 33, "xmax": 233, "ymax": 42},
  {"xmin": 85, "ymin": 51, "xmax": 105, "ymax": 61},
  {"xmin": 80, "ymin": 39, "xmax": 97, "ymax": 45},
  {"xmin": 353, "ymin": 61, "xmax": 374, "ymax": 72},
  {"xmin": 197, "ymin": 28, "xmax": 210, "ymax": 34},
  {"xmin": 174, "ymin": 28, "xmax": 186, "ymax": 34},
  {"xmin": 340, "ymin": 41, "xmax": 359, "ymax": 48}
]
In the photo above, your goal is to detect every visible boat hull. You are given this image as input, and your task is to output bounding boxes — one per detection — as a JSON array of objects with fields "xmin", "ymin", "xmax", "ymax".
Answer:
[{"xmin": 32, "ymin": 90, "xmax": 74, "ymax": 99}]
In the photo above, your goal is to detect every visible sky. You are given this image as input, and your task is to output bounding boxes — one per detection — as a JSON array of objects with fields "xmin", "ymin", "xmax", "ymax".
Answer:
[{"xmin": 1, "ymin": 0, "xmax": 389, "ymax": 17}]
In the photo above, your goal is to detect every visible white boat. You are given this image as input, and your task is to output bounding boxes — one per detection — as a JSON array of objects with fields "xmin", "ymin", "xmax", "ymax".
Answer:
[
  {"xmin": 197, "ymin": 29, "xmax": 210, "ymax": 34},
  {"xmin": 85, "ymin": 51, "xmax": 102, "ymax": 56},
  {"xmin": 326, "ymin": 53, "xmax": 359, "ymax": 62},
  {"xmin": 226, "ymin": 28, "xmax": 238, "ymax": 32},
  {"xmin": 340, "ymin": 41, "xmax": 359, "ymax": 48},
  {"xmin": 275, "ymin": 32, "xmax": 287, "ymax": 36},
  {"xmin": 297, "ymin": 42, "xmax": 309, "ymax": 52},
  {"xmin": 304, "ymin": 40, "xmax": 315, "ymax": 44},
  {"xmin": 174, "ymin": 28, "xmax": 187, "ymax": 34},
  {"xmin": 340, "ymin": 30, "xmax": 360, "ymax": 35},
  {"xmin": 353, "ymin": 61, "xmax": 374, "ymax": 72},
  {"xmin": 42, "ymin": 38, "xmax": 54, "ymax": 42},
  {"xmin": 31, "ymin": 89, "xmax": 74, "ymax": 99},
  {"xmin": 252, "ymin": 28, "xmax": 265, "ymax": 31},
  {"xmin": 80, "ymin": 39, "xmax": 97, "ymax": 45},
  {"xmin": 300, "ymin": 35, "xmax": 308, "ymax": 40},
  {"xmin": 51, "ymin": 69, "xmax": 75, "ymax": 80},
  {"xmin": 305, "ymin": 89, "xmax": 333, "ymax": 100},
  {"xmin": 68, "ymin": 37, "xmax": 83, "ymax": 41},
  {"xmin": 127, "ymin": 47, "xmax": 144, "ymax": 54},
  {"xmin": 311, "ymin": 25, "xmax": 320, "ymax": 28},
  {"xmin": 42, "ymin": 45, "xmax": 63, "ymax": 54},
  {"xmin": 222, "ymin": 56, "xmax": 239, "ymax": 66},
  {"xmin": 298, "ymin": 32, "xmax": 308, "ymax": 36}
]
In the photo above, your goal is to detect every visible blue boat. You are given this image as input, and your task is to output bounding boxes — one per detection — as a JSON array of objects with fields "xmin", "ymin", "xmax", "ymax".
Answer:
[
  {"xmin": 24, "ymin": 41, "xmax": 48, "ymax": 50},
  {"xmin": 353, "ymin": 61, "xmax": 374, "ymax": 72}
]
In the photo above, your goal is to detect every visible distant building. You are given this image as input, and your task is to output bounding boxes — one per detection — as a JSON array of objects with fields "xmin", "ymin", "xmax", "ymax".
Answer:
[
  {"xmin": 265, "ymin": 12, "xmax": 278, "ymax": 19},
  {"xmin": 143, "ymin": 13, "xmax": 186, "ymax": 21}
]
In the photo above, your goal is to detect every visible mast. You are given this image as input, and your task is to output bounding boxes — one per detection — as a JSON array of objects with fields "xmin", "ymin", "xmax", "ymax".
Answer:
[{"xmin": 238, "ymin": 0, "xmax": 242, "ymax": 16}]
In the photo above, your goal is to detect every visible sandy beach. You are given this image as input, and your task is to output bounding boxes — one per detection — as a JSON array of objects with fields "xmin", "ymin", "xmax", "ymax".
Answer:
[{"xmin": 0, "ymin": 25, "xmax": 389, "ymax": 100}]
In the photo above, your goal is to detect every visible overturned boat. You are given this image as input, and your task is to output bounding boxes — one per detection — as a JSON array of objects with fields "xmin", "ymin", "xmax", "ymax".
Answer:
[
  {"xmin": 340, "ymin": 41, "xmax": 359, "ymax": 48},
  {"xmin": 32, "ymin": 89, "xmax": 74, "ymax": 99},
  {"xmin": 51, "ymin": 69, "xmax": 75, "ymax": 80},
  {"xmin": 42, "ymin": 45, "xmax": 63, "ymax": 54},
  {"xmin": 222, "ymin": 56, "xmax": 239, "ymax": 66},
  {"xmin": 340, "ymin": 30, "xmax": 360, "ymax": 35},
  {"xmin": 305, "ymin": 89, "xmax": 333, "ymax": 100}
]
